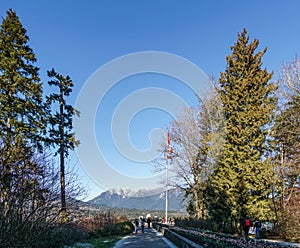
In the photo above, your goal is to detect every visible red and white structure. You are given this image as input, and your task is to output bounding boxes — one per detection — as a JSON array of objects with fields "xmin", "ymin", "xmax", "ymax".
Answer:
[{"xmin": 165, "ymin": 130, "xmax": 173, "ymax": 224}]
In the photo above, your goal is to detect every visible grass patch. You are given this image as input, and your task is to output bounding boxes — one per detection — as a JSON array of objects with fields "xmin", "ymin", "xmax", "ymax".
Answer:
[{"xmin": 85, "ymin": 235, "xmax": 125, "ymax": 248}]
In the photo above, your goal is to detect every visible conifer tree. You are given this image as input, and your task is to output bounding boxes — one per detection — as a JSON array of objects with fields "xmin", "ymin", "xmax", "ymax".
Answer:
[
  {"xmin": 209, "ymin": 29, "xmax": 277, "ymax": 231},
  {"xmin": 0, "ymin": 9, "xmax": 45, "ymax": 149},
  {"xmin": 0, "ymin": 9, "xmax": 46, "ymax": 215},
  {"xmin": 46, "ymin": 68, "xmax": 79, "ymax": 218}
]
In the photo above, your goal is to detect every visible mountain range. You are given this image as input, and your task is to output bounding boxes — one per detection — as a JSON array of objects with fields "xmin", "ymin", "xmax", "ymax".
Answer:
[{"xmin": 88, "ymin": 187, "xmax": 187, "ymax": 212}]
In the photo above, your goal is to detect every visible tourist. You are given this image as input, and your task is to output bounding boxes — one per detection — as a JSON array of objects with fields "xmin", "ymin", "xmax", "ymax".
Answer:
[
  {"xmin": 254, "ymin": 218, "xmax": 262, "ymax": 239},
  {"xmin": 134, "ymin": 218, "xmax": 139, "ymax": 234},
  {"xmin": 244, "ymin": 216, "xmax": 251, "ymax": 240},
  {"xmin": 147, "ymin": 217, "xmax": 151, "ymax": 228},
  {"xmin": 140, "ymin": 217, "xmax": 146, "ymax": 233}
]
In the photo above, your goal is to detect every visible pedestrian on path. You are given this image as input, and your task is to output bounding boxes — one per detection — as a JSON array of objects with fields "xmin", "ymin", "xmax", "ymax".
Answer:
[
  {"xmin": 254, "ymin": 218, "xmax": 262, "ymax": 239},
  {"xmin": 140, "ymin": 217, "xmax": 146, "ymax": 233},
  {"xmin": 134, "ymin": 218, "xmax": 139, "ymax": 234},
  {"xmin": 147, "ymin": 217, "xmax": 151, "ymax": 229},
  {"xmin": 244, "ymin": 216, "xmax": 251, "ymax": 240}
]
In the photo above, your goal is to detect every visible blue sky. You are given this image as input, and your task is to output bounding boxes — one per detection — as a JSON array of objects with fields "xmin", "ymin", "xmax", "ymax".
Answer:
[{"xmin": 1, "ymin": 1, "xmax": 300, "ymax": 200}]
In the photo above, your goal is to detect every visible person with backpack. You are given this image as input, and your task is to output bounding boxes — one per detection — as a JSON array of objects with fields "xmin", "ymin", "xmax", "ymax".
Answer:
[
  {"xmin": 244, "ymin": 216, "xmax": 251, "ymax": 240},
  {"xmin": 254, "ymin": 218, "xmax": 262, "ymax": 239}
]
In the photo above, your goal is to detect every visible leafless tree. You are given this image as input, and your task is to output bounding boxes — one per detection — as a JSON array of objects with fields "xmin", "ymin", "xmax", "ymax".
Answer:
[
  {"xmin": 272, "ymin": 56, "xmax": 300, "ymax": 239},
  {"xmin": 0, "ymin": 138, "xmax": 86, "ymax": 247},
  {"xmin": 155, "ymin": 87, "xmax": 224, "ymax": 219}
]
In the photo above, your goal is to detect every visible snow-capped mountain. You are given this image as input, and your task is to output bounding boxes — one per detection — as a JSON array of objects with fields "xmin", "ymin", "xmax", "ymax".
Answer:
[
  {"xmin": 88, "ymin": 187, "xmax": 187, "ymax": 211},
  {"xmin": 105, "ymin": 187, "xmax": 162, "ymax": 198}
]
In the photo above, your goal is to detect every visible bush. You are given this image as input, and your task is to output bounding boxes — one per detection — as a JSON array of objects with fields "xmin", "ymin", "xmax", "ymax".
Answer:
[
  {"xmin": 95, "ymin": 221, "xmax": 134, "ymax": 237},
  {"xmin": 279, "ymin": 209, "xmax": 300, "ymax": 242},
  {"xmin": 174, "ymin": 217, "xmax": 219, "ymax": 232},
  {"xmin": 47, "ymin": 223, "xmax": 90, "ymax": 247},
  {"xmin": 77, "ymin": 211, "xmax": 116, "ymax": 232}
]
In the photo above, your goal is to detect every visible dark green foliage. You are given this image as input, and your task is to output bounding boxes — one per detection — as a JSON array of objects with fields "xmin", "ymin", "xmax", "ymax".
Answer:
[
  {"xmin": 95, "ymin": 221, "xmax": 134, "ymax": 237},
  {"xmin": 46, "ymin": 68, "xmax": 80, "ymax": 156},
  {"xmin": 0, "ymin": 9, "xmax": 46, "ymax": 151},
  {"xmin": 208, "ymin": 29, "xmax": 277, "ymax": 229},
  {"xmin": 85, "ymin": 235, "xmax": 124, "ymax": 248},
  {"xmin": 0, "ymin": 10, "xmax": 61, "ymax": 247},
  {"xmin": 48, "ymin": 223, "xmax": 90, "ymax": 247},
  {"xmin": 186, "ymin": 199, "xmax": 197, "ymax": 217},
  {"xmin": 46, "ymin": 68, "xmax": 80, "ymax": 214},
  {"xmin": 174, "ymin": 217, "xmax": 220, "ymax": 232}
]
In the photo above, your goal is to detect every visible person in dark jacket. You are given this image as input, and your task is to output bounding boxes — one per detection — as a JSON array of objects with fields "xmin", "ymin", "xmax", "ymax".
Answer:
[
  {"xmin": 147, "ymin": 217, "xmax": 151, "ymax": 229},
  {"xmin": 134, "ymin": 218, "xmax": 139, "ymax": 233},
  {"xmin": 254, "ymin": 218, "xmax": 262, "ymax": 239}
]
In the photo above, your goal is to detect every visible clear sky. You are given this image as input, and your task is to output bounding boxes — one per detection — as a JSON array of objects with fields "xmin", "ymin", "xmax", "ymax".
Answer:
[{"xmin": 1, "ymin": 0, "xmax": 300, "ymax": 200}]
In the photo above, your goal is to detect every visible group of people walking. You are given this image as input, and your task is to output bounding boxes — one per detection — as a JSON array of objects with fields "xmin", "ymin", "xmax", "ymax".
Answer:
[
  {"xmin": 134, "ymin": 215, "xmax": 262, "ymax": 239},
  {"xmin": 133, "ymin": 216, "xmax": 151, "ymax": 233},
  {"xmin": 244, "ymin": 216, "xmax": 262, "ymax": 240}
]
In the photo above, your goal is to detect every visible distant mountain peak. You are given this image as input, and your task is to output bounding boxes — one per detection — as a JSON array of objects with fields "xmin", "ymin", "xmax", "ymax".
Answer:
[
  {"xmin": 106, "ymin": 187, "xmax": 164, "ymax": 198},
  {"xmin": 89, "ymin": 187, "xmax": 187, "ymax": 211}
]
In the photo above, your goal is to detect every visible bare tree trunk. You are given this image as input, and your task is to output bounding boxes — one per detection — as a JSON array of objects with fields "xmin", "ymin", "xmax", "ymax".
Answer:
[
  {"xmin": 192, "ymin": 188, "xmax": 201, "ymax": 219},
  {"xmin": 3, "ymin": 111, "xmax": 12, "ymax": 219},
  {"xmin": 280, "ymin": 143, "xmax": 285, "ymax": 211},
  {"xmin": 60, "ymin": 86, "xmax": 66, "ymax": 215}
]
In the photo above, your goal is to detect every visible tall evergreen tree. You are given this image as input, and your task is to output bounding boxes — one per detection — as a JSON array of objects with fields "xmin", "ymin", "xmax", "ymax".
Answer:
[
  {"xmin": 46, "ymin": 68, "xmax": 79, "ymax": 218},
  {"xmin": 0, "ymin": 9, "xmax": 45, "ymax": 149},
  {"xmin": 209, "ymin": 29, "xmax": 277, "ymax": 231},
  {"xmin": 0, "ymin": 9, "xmax": 46, "ymax": 217}
]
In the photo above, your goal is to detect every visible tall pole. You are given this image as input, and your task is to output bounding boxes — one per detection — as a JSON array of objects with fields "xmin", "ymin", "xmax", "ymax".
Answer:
[
  {"xmin": 165, "ymin": 129, "xmax": 172, "ymax": 224},
  {"xmin": 165, "ymin": 157, "xmax": 168, "ymax": 224}
]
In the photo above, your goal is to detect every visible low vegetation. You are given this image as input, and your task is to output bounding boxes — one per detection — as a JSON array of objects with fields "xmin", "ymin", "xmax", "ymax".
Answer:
[
  {"xmin": 169, "ymin": 226, "xmax": 290, "ymax": 248},
  {"xmin": 153, "ymin": 220, "xmax": 298, "ymax": 248}
]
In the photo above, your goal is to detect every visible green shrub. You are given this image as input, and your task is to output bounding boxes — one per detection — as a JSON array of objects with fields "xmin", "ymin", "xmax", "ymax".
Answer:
[
  {"xmin": 174, "ymin": 217, "xmax": 219, "ymax": 232},
  {"xmin": 95, "ymin": 221, "xmax": 134, "ymax": 237},
  {"xmin": 47, "ymin": 223, "xmax": 90, "ymax": 247}
]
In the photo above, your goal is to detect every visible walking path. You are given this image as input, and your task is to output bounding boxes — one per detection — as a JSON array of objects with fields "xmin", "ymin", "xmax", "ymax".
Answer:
[{"xmin": 113, "ymin": 227, "xmax": 177, "ymax": 248}]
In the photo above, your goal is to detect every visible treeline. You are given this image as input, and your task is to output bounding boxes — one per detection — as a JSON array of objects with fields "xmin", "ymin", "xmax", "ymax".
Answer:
[
  {"xmin": 0, "ymin": 9, "xmax": 81, "ymax": 246},
  {"xmin": 163, "ymin": 29, "xmax": 299, "ymax": 240}
]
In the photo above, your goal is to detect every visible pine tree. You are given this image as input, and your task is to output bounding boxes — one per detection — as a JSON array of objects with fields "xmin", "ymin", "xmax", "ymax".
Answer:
[
  {"xmin": 209, "ymin": 29, "xmax": 277, "ymax": 231},
  {"xmin": 0, "ymin": 9, "xmax": 45, "ymax": 149},
  {"xmin": 46, "ymin": 68, "xmax": 79, "ymax": 218},
  {"xmin": 0, "ymin": 9, "xmax": 46, "ymax": 217}
]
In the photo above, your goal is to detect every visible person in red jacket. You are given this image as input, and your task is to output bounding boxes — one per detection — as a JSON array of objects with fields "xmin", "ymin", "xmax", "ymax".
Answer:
[{"xmin": 244, "ymin": 216, "xmax": 251, "ymax": 240}]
